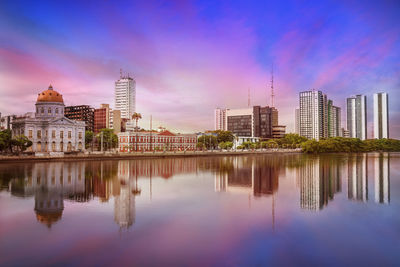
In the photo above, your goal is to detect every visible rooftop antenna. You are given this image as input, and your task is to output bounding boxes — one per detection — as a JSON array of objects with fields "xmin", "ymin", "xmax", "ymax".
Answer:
[
  {"xmin": 120, "ymin": 68, "xmax": 122, "ymax": 78},
  {"xmin": 248, "ymin": 88, "xmax": 251, "ymax": 107},
  {"xmin": 270, "ymin": 63, "xmax": 275, "ymax": 107}
]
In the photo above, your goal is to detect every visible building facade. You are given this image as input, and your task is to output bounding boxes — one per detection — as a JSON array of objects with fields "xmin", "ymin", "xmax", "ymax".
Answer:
[
  {"xmin": 64, "ymin": 105, "xmax": 94, "ymax": 132},
  {"xmin": 328, "ymin": 101, "xmax": 341, "ymax": 137},
  {"xmin": 214, "ymin": 107, "xmax": 227, "ymax": 131},
  {"xmin": 11, "ymin": 85, "xmax": 85, "ymax": 153},
  {"xmin": 115, "ymin": 73, "xmax": 136, "ymax": 120},
  {"xmin": 299, "ymin": 90, "xmax": 328, "ymax": 140},
  {"xmin": 0, "ymin": 114, "xmax": 17, "ymax": 130},
  {"xmin": 346, "ymin": 95, "xmax": 367, "ymax": 140},
  {"xmin": 94, "ymin": 104, "xmax": 110, "ymax": 133},
  {"xmin": 295, "ymin": 108, "xmax": 300, "ymax": 134},
  {"xmin": 118, "ymin": 130, "xmax": 197, "ymax": 152},
  {"xmin": 373, "ymin": 92, "xmax": 389, "ymax": 139}
]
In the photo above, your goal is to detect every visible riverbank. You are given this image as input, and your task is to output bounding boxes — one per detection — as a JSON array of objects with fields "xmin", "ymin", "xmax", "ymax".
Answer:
[{"xmin": 0, "ymin": 148, "xmax": 302, "ymax": 163}]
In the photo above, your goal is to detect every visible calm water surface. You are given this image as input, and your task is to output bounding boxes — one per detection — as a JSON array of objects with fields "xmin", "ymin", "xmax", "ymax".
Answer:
[{"xmin": 1, "ymin": 153, "xmax": 399, "ymax": 266}]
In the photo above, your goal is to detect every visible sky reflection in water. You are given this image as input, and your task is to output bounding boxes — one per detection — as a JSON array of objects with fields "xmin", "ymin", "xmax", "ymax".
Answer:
[{"xmin": 0, "ymin": 153, "xmax": 399, "ymax": 266}]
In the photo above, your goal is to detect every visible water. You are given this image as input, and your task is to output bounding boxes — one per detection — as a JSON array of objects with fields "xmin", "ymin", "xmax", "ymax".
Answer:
[{"xmin": 1, "ymin": 153, "xmax": 399, "ymax": 266}]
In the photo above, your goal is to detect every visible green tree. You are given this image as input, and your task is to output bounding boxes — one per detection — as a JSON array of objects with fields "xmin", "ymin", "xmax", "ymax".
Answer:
[
  {"xmin": 132, "ymin": 112, "xmax": 142, "ymax": 131},
  {"xmin": 225, "ymin": 141, "xmax": 233, "ymax": 150},
  {"xmin": 219, "ymin": 142, "xmax": 227, "ymax": 149},
  {"xmin": 213, "ymin": 130, "xmax": 234, "ymax": 143},
  {"xmin": 85, "ymin": 131, "xmax": 94, "ymax": 149},
  {"xmin": 12, "ymin": 135, "xmax": 32, "ymax": 153},
  {"xmin": 198, "ymin": 135, "xmax": 218, "ymax": 149},
  {"xmin": 97, "ymin": 128, "xmax": 118, "ymax": 151},
  {"xmin": 0, "ymin": 129, "xmax": 13, "ymax": 153}
]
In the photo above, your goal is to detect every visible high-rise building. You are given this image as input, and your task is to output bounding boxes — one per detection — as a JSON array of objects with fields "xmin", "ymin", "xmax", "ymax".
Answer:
[
  {"xmin": 299, "ymin": 90, "xmax": 328, "ymax": 140},
  {"xmin": 115, "ymin": 72, "xmax": 136, "ymax": 120},
  {"xmin": 214, "ymin": 107, "xmax": 227, "ymax": 131},
  {"xmin": 295, "ymin": 108, "xmax": 300, "ymax": 134},
  {"xmin": 94, "ymin": 104, "xmax": 111, "ymax": 133},
  {"xmin": 225, "ymin": 106, "xmax": 274, "ymax": 139},
  {"xmin": 373, "ymin": 92, "xmax": 389, "ymax": 139},
  {"xmin": 346, "ymin": 95, "xmax": 367, "ymax": 140},
  {"xmin": 64, "ymin": 105, "xmax": 95, "ymax": 132},
  {"xmin": 327, "ymin": 100, "xmax": 341, "ymax": 137}
]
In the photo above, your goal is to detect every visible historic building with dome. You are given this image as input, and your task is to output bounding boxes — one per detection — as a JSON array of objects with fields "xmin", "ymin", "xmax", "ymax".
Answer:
[{"xmin": 12, "ymin": 85, "xmax": 85, "ymax": 153}]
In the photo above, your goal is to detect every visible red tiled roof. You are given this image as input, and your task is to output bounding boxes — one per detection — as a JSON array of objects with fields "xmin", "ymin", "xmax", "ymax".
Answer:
[{"xmin": 157, "ymin": 130, "xmax": 176, "ymax": 136}]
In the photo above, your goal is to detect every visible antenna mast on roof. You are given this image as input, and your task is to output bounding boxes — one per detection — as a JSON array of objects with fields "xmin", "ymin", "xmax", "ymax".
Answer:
[
  {"xmin": 120, "ymin": 68, "xmax": 122, "ymax": 79},
  {"xmin": 270, "ymin": 63, "xmax": 275, "ymax": 107},
  {"xmin": 248, "ymin": 88, "xmax": 251, "ymax": 107}
]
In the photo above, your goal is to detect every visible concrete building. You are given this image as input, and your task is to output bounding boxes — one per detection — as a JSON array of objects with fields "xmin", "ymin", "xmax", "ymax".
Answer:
[
  {"xmin": 118, "ymin": 130, "xmax": 197, "ymax": 152},
  {"xmin": 11, "ymin": 85, "xmax": 85, "ymax": 154},
  {"xmin": 272, "ymin": 125, "xmax": 286, "ymax": 139},
  {"xmin": 341, "ymin": 128, "xmax": 350, "ymax": 138},
  {"xmin": 214, "ymin": 107, "xmax": 227, "ymax": 131},
  {"xmin": 299, "ymin": 90, "xmax": 328, "ymax": 140},
  {"xmin": 115, "ymin": 72, "xmax": 136, "ymax": 120},
  {"xmin": 328, "ymin": 100, "xmax": 341, "ymax": 137},
  {"xmin": 295, "ymin": 108, "xmax": 300, "ymax": 134},
  {"xmin": 64, "ymin": 105, "xmax": 94, "ymax": 132},
  {"xmin": 0, "ymin": 114, "xmax": 17, "ymax": 130},
  {"xmin": 373, "ymin": 92, "xmax": 389, "ymax": 139},
  {"xmin": 347, "ymin": 95, "xmax": 367, "ymax": 140},
  {"xmin": 110, "ymin": 110, "xmax": 122, "ymax": 134},
  {"xmin": 94, "ymin": 104, "xmax": 111, "ymax": 133}
]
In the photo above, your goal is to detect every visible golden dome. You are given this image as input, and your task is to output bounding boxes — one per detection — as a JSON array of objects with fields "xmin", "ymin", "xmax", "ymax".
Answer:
[{"xmin": 37, "ymin": 84, "xmax": 64, "ymax": 103}]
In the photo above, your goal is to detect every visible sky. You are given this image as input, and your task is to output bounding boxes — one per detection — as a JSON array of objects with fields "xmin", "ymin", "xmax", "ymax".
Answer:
[{"xmin": 0, "ymin": 0, "xmax": 399, "ymax": 137}]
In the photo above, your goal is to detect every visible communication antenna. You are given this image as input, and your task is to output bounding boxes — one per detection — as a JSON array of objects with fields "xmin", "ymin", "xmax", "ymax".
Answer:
[
  {"xmin": 120, "ymin": 68, "xmax": 122, "ymax": 78},
  {"xmin": 248, "ymin": 88, "xmax": 251, "ymax": 107},
  {"xmin": 270, "ymin": 64, "xmax": 275, "ymax": 107}
]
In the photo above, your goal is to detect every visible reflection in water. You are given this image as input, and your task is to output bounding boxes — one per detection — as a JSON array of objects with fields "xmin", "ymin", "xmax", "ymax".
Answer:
[
  {"xmin": 348, "ymin": 154, "xmax": 368, "ymax": 202},
  {"xmin": 2, "ymin": 153, "xmax": 393, "ymax": 230},
  {"xmin": 375, "ymin": 153, "xmax": 390, "ymax": 204},
  {"xmin": 214, "ymin": 156, "xmax": 281, "ymax": 197},
  {"xmin": 9, "ymin": 162, "xmax": 87, "ymax": 228},
  {"xmin": 297, "ymin": 157, "xmax": 342, "ymax": 211}
]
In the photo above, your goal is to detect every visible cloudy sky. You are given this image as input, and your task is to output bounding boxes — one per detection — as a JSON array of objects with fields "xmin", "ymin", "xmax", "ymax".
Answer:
[{"xmin": 0, "ymin": 0, "xmax": 399, "ymax": 137}]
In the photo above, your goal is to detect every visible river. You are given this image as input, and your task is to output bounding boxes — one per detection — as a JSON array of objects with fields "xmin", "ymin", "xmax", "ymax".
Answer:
[{"xmin": 0, "ymin": 153, "xmax": 399, "ymax": 266}]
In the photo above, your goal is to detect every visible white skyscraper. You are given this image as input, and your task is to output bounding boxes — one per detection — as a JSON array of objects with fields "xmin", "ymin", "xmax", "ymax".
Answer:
[
  {"xmin": 295, "ymin": 108, "xmax": 300, "ymax": 134},
  {"xmin": 115, "ymin": 72, "xmax": 136, "ymax": 120},
  {"xmin": 299, "ymin": 90, "xmax": 328, "ymax": 140},
  {"xmin": 373, "ymin": 92, "xmax": 389, "ymax": 139},
  {"xmin": 215, "ymin": 107, "xmax": 227, "ymax": 131},
  {"xmin": 346, "ymin": 95, "xmax": 367, "ymax": 140}
]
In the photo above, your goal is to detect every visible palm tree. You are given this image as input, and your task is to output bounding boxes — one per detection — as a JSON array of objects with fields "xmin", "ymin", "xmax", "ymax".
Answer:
[
  {"xmin": 132, "ymin": 112, "xmax": 142, "ymax": 131},
  {"xmin": 132, "ymin": 112, "xmax": 142, "ymax": 152}
]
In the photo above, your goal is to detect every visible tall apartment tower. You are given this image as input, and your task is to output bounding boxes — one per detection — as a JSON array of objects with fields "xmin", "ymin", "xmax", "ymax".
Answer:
[
  {"xmin": 346, "ymin": 95, "xmax": 367, "ymax": 140},
  {"xmin": 299, "ymin": 90, "xmax": 328, "ymax": 140},
  {"xmin": 295, "ymin": 108, "xmax": 300, "ymax": 134},
  {"xmin": 214, "ymin": 108, "xmax": 227, "ymax": 131},
  {"xmin": 373, "ymin": 92, "xmax": 389, "ymax": 139},
  {"xmin": 115, "ymin": 72, "xmax": 136, "ymax": 120},
  {"xmin": 327, "ymin": 100, "xmax": 341, "ymax": 137}
]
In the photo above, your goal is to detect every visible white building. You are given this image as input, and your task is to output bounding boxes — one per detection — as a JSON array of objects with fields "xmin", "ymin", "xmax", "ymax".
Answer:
[
  {"xmin": 373, "ymin": 92, "xmax": 389, "ymax": 139},
  {"xmin": 299, "ymin": 90, "xmax": 328, "ymax": 140},
  {"xmin": 115, "ymin": 73, "xmax": 136, "ymax": 120},
  {"xmin": 295, "ymin": 108, "xmax": 300, "ymax": 134},
  {"xmin": 346, "ymin": 95, "xmax": 367, "ymax": 140},
  {"xmin": 11, "ymin": 85, "xmax": 85, "ymax": 154},
  {"xmin": 214, "ymin": 108, "xmax": 227, "ymax": 131}
]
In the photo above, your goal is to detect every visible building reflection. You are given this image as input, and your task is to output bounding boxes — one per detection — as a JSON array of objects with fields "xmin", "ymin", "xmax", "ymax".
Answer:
[
  {"xmin": 374, "ymin": 153, "xmax": 390, "ymax": 204},
  {"xmin": 9, "ymin": 162, "xmax": 88, "ymax": 228},
  {"xmin": 348, "ymin": 154, "xmax": 368, "ymax": 202},
  {"xmin": 214, "ymin": 156, "xmax": 281, "ymax": 197},
  {"xmin": 297, "ymin": 157, "xmax": 342, "ymax": 211}
]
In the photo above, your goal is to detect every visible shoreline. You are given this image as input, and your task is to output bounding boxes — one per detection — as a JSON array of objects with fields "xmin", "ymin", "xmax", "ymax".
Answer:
[{"xmin": 0, "ymin": 149, "xmax": 302, "ymax": 163}]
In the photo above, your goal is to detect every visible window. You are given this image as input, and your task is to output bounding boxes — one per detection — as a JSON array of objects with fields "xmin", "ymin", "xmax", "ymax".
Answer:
[
  {"xmin": 45, "ymin": 130, "xmax": 48, "ymax": 137},
  {"xmin": 55, "ymin": 108, "xmax": 58, "ymax": 114},
  {"xmin": 52, "ymin": 130, "xmax": 56, "ymax": 138},
  {"xmin": 37, "ymin": 130, "xmax": 41, "ymax": 138},
  {"xmin": 68, "ymin": 131, "xmax": 72, "ymax": 138},
  {"xmin": 60, "ymin": 131, "xmax": 64, "ymax": 138},
  {"xmin": 52, "ymin": 142, "xmax": 56, "ymax": 151},
  {"xmin": 48, "ymin": 108, "xmax": 51, "ymax": 114},
  {"xmin": 41, "ymin": 107, "xmax": 44, "ymax": 114},
  {"xmin": 28, "ymin": 130, "xmax": 33, "ymax": 138}
]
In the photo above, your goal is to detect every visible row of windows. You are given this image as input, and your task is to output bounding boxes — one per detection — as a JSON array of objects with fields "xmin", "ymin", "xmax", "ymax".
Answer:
[
  {"xmin": 37, "ymin": 107, "xmax": 63, "ymax": 115},
  {"xmin": 28, "ymin": 130, "xmax": 83, "ymax": 139}
]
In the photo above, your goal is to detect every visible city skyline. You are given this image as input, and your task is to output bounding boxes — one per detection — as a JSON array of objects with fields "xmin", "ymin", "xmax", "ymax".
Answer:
[{"xmin": 0, "ymin": 1, "xmax": 399, "ymax": 137}]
